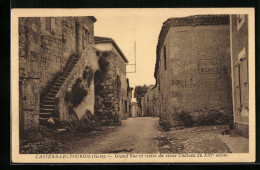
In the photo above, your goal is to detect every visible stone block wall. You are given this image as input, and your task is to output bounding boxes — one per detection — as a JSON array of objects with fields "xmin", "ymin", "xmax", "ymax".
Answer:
[
  {"xmin": 94, "ymin": 50, "xmax": 128, "ymax": 124},
  {"xmin": 56, "ymin": 49, "xmax": 98, "ymax": 121},
  {"xmin": 230, "ymin": 15, "xmax": 249, "ymax": 138},
  {"xmin": 146, "ymin": 87, "xmax": 159, "ymax": 116},
  {"xmin": 19, "ymin": 16, "xmax": 96, "ymax": 138},
  {"xmin": 157, "ymin": 24, "xmax": 232, "ymax": 127}
]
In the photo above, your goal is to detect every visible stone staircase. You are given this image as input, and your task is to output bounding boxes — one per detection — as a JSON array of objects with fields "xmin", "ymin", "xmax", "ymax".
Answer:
[{"xmin": 39, "ymin": 54, "xmax": 81, "ymax": 125}]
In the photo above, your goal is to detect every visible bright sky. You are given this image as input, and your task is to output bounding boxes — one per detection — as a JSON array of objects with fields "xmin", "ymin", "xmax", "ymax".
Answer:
[
  {"xmin": 93, "ymin": 10, "xmax": 193, "ymax": 88},
  {"xmin": 94, "ymin": 16, "xmax": 165, "ymax": 88},
  {"xmin": 91, "ymin": 8, "xmax": 239, "ymax": 88}
]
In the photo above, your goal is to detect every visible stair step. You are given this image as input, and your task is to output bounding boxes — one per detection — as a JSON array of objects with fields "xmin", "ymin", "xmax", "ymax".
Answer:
[
  {"xmin": 57, "ymin": 80, "xmax": 64, "ymax": 84},
  {"xmin": 39, "ymin": 117, "xmax": 58, "ymax": 120},
  {"xmin": 45, "ymin": 97, "xmax": 56, "ymax": 101},
  {"xmin": 39, "ymin": 112, "xmax": 53, "ymax": 117},
  {"xmin": 56, "ymin": 82, "xmax": 63, "ymax": 85},
  {"xmin": 41, "ymin": 104, "xmax": 56, "ymax": 109},
  {"xmin": 53, "ymin": 87, "xmax": 60, "ymax": 90},
  {"xmin": 43, "ymin": 101, "xmax": 56, "ymax": 105},
  {"xmin": 48, "ymin": 94, "xmax": 56, "ymax": 98},
  {"xmin": 53, "ymin": 85, "xmax": 62, "ymax": 89},
  {"xmin": 58, "ymin": 78, "xmax": 66, "ymax": 81},
  {"xmin": 50, "ymin": 90, "xmax": 59, "ymax": 93},
  {"xmin": 39, "ymin": 117, "xmax": 59, "ymax": 125},
  {"xmin": 40, "ymin": 108, "xmax": 55, "ymax": 113}
]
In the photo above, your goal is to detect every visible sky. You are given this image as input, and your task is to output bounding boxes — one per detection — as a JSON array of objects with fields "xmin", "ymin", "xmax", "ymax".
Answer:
[
  {"xmin": 94, "ymin": 16, "xmax": 165, "ymax": 88},
  {"xmin": 91, "ymin": 8, "xmax": 242, "ymax": 88},
  {"xmin": 93, "ymin": 9, "xmax": 195, "ymax": 88}
]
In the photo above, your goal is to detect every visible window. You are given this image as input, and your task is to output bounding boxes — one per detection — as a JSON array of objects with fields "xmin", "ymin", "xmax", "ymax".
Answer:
[
  {"xmin": 82, "ymin": 28, "xmax": 91, "ymax": 50},
  {"xmin": 234, "ymin": 48, "xmax": 248, "ymax": 113},
  {"xmin": 50, "ymin": 18, "xmax": 56, "ymax": 33},
  {"xmin": 238, "ymin": 48, "xmax": 248, "ymax": 110},
  {"xmin": 163, "ymin": 46, "xmax": 167, "ymax": 70}
]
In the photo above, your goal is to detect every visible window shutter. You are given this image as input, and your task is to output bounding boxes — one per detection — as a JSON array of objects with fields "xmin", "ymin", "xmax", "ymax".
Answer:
[
  {"xmin": 240, "ymin": 57, "xmax": 249, "ymax": 110},
  {"xmin": 234, "ymin": 63, "xmax": 241, "ymax": 111}
]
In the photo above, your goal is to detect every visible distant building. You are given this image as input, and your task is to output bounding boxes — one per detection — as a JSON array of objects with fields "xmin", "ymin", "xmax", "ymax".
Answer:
[
  {"xmin": 154, "ymin": 15, "xmax": 232, "ymax": 127},
  {"xmin": 127, "ymin": 79, "xmax": 134, "ymax": 118},
  {"xmin": 230, "ymin": 15, "xmax": 249, "ymax": 138},
  {"xmin": 19, "ymin": 16, "xmax": 97, "ymax": 139},
  {"xmin": 94, "ymin": 36, "xmax": 130, "ymax": 123},
  {"xmin": 141, "ymin": 96, "xmax": 145, "ymax": 117},
  {"xmin": 131, "ymin": 102, "xmax": 138, "ymax": 117},
  {"xmin": 142, "ymin": 85, "xmax": 159, "ymax": 116},
  {"xmin": 147, "ymin": 86, "xmax": 160, "ymax": 116}
]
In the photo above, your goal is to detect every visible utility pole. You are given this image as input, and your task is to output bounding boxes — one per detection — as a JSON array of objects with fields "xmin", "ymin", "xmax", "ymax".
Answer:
[{"xmin": 126, "ymin": 41, "xmax": 136, "ymax": 73}]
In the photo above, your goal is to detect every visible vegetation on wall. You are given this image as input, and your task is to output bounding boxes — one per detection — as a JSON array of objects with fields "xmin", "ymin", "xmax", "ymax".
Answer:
[
  {"xmin": 65, "ymin": 78, "xmax": 88, "ymax": 108},
  {"xmin": 98, "ymin": 51, "xmax": 110, "ymax": 72},
  {"xmin": 176, "ymin": 108, "xmax": 233, "ymax": 127},
  {"xmin": 94, "ymin": 51, "xmax": 110, "ymax": 85},
  {"xmin": 178, "ymin": 111, "xmax": 193, "ymax": 127}
]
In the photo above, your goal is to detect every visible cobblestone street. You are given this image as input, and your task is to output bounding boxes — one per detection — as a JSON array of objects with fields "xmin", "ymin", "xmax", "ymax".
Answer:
[
  {"xmin": 156, "ymin": 125, "xmax": 249, "ymax": 153},
  {"xmin": 70, "ymin": 117, "xmax": 160, "ymax": 154},
  {"xmin": 20, "ymin": 117, "xmax": 248, "ymax": 154}
]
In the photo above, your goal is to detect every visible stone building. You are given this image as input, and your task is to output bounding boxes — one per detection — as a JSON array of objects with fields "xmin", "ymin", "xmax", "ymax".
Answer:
[
  {"xmin": 230, "ymin": 15, "xmax": 249, "ymax": 138},
  {"xmin": 19, "ymin": 16, "xmax": 98, "ymax": 139},
  {"xmin": 154, "ymin": 15, "xmax": 233, "ymax": 127},
  {"xmin": 131, "ymin": 101, "xmax": 138, "ymax": 117},
  {"xmin": 94, "ymin": 36, "xmax": 131, "ymax": 123},
  {"xmin": 141, "ymin": 85, "xmax": 159, "ymax": 117},
  {"xmin": 146, "ymin": 85, "xmax": 160, "ymax": 117},
  {"xmin": 127, "ymin": 79, "xmax": 134, "ymax": 117},
  {"xmin": 141, "ymin": 96, "xmax": 145, "ymax": 117}
]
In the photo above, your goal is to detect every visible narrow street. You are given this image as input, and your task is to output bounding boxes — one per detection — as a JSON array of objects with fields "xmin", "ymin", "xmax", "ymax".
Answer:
[
  {"xmin": 62, "ymin": 117, "xmax": 248, "ymax": 154},
  {"xmin": 20, "ymin": 116, "xmax": 248, "ymax": 154},
  {"xmin": 71, "ymin": 117, "xmax": 160, "ymax": 154}
]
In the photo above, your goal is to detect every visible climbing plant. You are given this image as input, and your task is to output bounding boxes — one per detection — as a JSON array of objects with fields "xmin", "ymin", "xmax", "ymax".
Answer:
[{"xmin": 65, "ymin": 78, "xmax": 88, "ymax": 108}]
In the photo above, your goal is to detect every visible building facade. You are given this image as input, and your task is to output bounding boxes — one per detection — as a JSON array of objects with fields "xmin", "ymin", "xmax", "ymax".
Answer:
[
  {"xmin": 131, "ymin": 102, "xmax": 138, "ymax": 117},
  {"xmin": 230, "ymin": 15, "xmax": 249, "ymax": 138},
  {"xmin": 19, "ymin": 17, "xmax": 98, "ymax": 139},
  {"xmin": 141, "ymin": 85, "xmax": 159, "ymax": 117},
  {"xmin": 154, "ymin": 15, "xmax": 233, "ymax": 127},
  {"xmin": 94, "ymin": 36, "xmax": 130, "ymax": 124}
]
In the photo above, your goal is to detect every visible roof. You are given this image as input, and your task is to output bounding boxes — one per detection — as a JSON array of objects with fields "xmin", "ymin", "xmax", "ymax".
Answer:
[
  {"xmin": 154, "ymin": 15, "xmax": 229, "ymax": 78},
  {"xmin": 95, "ymin": 36, "xmax": 129, "ymax": 63}
]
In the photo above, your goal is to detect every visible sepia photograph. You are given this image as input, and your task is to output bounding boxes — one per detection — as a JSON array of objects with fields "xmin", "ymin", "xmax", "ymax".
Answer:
[{"xmin": 11, "ymin": 8, "xmax": 255, "ymax": 163}]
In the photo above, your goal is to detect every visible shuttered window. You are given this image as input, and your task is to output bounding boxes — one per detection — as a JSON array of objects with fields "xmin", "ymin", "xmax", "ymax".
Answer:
[
  {"xmin": 240, "ymin": 56, "xmax": 249, "ymax": 110},
  {"xmin": 234, "ymin": 63, "xmax": 241, "ymax": 112},
  {"xmin": 234, "ymin": 48, "xmax": 249, "ymax": 116}
]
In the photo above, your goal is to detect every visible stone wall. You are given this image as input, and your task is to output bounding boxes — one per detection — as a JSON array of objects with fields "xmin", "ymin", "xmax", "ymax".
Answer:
[
  {"xmin": 157, "ymin": 24, "xmax": 232, "ymax": 127},
  {"xmin": 94, "ymin": 50, "xmax": 128, "ymax": 124},
  {"xmin": 230, "ymin": 15, "xmax": 249, "ymax": 138},
  {"xmin": 19, "ymin": 16, "xmax": 96, "ymax": 138},
  {"xmin": 147, "ymin": 87, "xmax": 160, "ymax": 116},
  {"xmin": 56, "ymin": 49, "xmax": 98, "ymax": 121}
]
